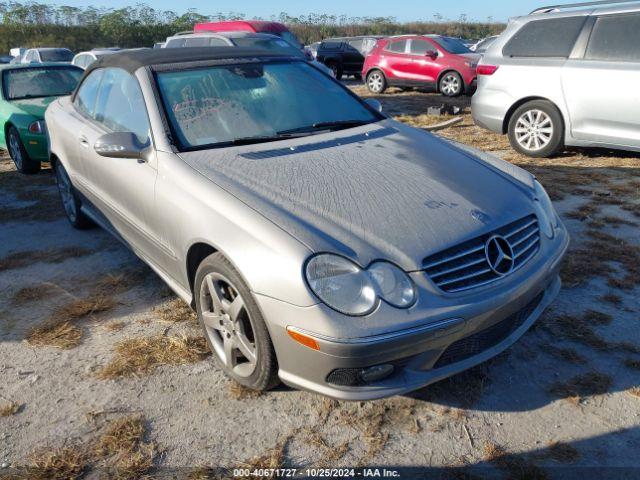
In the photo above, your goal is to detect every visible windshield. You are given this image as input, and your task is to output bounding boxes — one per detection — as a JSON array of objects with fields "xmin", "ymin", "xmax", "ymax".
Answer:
[
  {"xmin": 39, "ymin": 49, "xmax": 74, "ymax": 62},
  {"xmin": 156, "ymin": 61, "xmax": 380, "ymax": 150},
  {"xmin": 279, "ymin": 31, "xmax": 303, "ymax": 49},
  {"xmin": 232, "ymin": 38, "xmax": 304, "ymax": 58},
  {"xmin": 431, "ymin": 37, "xmax": 471, "ymax": 54},
  {"xmin": 3, "ymin": 67, "xmax": 82, "ymax": 100}
]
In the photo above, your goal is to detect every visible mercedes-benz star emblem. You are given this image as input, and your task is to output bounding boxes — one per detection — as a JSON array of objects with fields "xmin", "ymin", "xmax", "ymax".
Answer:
[{"xmin": 485, "ymin": 235, "xmax": 515, "ymax": 276}]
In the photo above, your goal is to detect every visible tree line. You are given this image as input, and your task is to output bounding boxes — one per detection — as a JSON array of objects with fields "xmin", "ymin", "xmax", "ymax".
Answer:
[{"xmin": 0, "ymin": 2, "xmax": 505, "ymax": 52}]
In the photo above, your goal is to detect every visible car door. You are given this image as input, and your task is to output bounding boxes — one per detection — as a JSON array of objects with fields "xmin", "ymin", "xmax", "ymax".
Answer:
[
  {"xmin": 344, "ymin": 39, "xmax": 364, "ymax": 74},
  {"xmin": 77, "ymin": 67, "xmax": 167, "ymax": 263},
  {"xmin": 562, "ymin": 13, "xmax": 640, "ymax": 147},
  {"xmin": 382, "ymin": 39, "xmax": 410, "ymax": 81},
  {"xmin": 406, "ymin": 37, "xmax": 440, "ymax": 84}
]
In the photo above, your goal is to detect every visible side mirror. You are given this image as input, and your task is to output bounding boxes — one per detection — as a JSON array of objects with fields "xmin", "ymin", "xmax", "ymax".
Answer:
[
  {"xmin": 364, "ymin": 98, "xmax": 383, "ymax": 113},
  {"xmin": 425, "ymin": 50, "xmax": 438, "ymax": 59},
  {"xmin": 94, "ymin": 132, "xmax": 148, "ymax": 159}
]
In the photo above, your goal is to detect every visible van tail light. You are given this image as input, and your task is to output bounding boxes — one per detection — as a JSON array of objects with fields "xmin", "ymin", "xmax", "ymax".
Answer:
[{"xmin": 477, "ymin": 65, "xmax": 499, "ymax": 76}]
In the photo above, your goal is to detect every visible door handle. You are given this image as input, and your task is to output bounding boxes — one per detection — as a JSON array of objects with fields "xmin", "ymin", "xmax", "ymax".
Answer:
[{"xmin": 79, "ymin": 136, "xmax": 89, "ymax": 148}]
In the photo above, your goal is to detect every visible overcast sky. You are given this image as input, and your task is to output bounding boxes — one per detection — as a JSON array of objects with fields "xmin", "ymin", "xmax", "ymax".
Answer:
[{"xmin": 39, "ymin": 0, "xmax": 548, "ymax": 23}]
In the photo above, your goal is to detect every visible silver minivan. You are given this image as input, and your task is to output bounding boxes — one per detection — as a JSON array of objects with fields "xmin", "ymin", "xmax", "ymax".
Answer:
[{"xmin": 472, "ymin": 1, "xmax": 640, "ymax": 157}]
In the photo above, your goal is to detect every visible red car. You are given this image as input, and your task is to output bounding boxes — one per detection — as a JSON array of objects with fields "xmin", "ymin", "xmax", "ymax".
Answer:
[
  {"xmin": 194, "ymin": 20, "xmax": 303, "ymax": 49},
  {"xmin": 362, "ymin": 35, "xmax": 479, "ymax": 97}
]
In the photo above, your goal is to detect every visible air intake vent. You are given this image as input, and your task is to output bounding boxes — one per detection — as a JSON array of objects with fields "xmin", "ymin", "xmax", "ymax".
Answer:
[{"xmin": 423, "ymin": 214, "xmax": 540, "ymax": 293}]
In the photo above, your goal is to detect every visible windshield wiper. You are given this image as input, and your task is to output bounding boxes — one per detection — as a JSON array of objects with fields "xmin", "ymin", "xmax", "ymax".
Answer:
[
  {"xmin": 278, "ymin": 119, "xmax": 371, "ymax": 135},
  {"xmin": 213, "ymin": 132, "xmax": 310, "ymax": 147}
]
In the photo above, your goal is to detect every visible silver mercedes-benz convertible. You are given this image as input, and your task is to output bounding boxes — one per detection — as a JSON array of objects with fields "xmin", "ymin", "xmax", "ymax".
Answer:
[{"xmin": 45, "ymin": 48, "xmax": 569, "ymax": 400}]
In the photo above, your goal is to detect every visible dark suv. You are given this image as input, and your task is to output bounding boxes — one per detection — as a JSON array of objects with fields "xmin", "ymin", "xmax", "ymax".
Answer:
[{"xmin": 315, "ymin": 36, "xmax": 382, "ymax": 79}]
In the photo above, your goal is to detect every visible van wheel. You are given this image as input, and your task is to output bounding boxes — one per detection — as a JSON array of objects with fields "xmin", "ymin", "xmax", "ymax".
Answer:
[
  {"xmin": 366, "ymin": 70, "xmax": 387, "ymax": 94},
  {"xmin": 439, "ymin": 72, "xmax": 463, "ymax": 97},
  {"xmin": 8, "ymin": 126, "xmax": 40, "ymax": 174},
  {"xmin": 508, "ymin": 100, "xmax": 564, "ymax": 158},
  {"xmin": 195, "ymin": 253, "xmax": 280, "ymax": 391}
]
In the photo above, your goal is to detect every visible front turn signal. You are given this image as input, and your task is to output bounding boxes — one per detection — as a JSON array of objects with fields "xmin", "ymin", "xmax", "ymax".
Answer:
[{"xmin": 287, "ymin": 327, "xmax": 320, "ymax": 351}]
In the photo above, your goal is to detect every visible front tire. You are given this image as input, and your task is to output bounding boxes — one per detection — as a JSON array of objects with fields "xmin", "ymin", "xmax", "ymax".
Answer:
[
  {"xmin": 194, "ymin": 253, "xmax": 279, "ymax": 391},
  {"xmin": 507, "ymin": 100, "xmax": 564, "ymax": 158},
  {"xmin": 53, "ymin": 161, "xmax": 94, "ymax": 229},
  {"xmin": 7, "ymin": 126, "xmax": 40, "ymax": 174},
  {"xmin": 326, "ymin": 62, "xmax": 343, "ymax": 80},
  {"xmin": 366, "ymin": 70, "xmax": 387, "ymax": 94},
  {"xmin": 439, "ymin": 71, "xmax": 463, "ymax": 97}
]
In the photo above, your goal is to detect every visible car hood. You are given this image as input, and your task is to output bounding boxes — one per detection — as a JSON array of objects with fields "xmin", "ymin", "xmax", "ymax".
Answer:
[
  {"xmin": 9, "ymin": 96, "xmax": 58, "ymax": 118},
  {"xmin": 178, "ymin": 120, "xmax": 536, "ymax": 271}
]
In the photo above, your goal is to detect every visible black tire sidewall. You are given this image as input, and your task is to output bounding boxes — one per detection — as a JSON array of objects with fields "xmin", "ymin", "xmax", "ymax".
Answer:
[
  {"xmin": 194, "ymin": 253, "xmax": 279, "ymax": 391},
  {"xmin": 54, "ymin": 162, "xmax": 93, "ymax": 229},
  {"xmin": 508, "ymin": 100, "xmax": 564, "ymax": 158},
  {"xmin": 8, "ymin": 126, "xmax": 40, "ymax": 174}
]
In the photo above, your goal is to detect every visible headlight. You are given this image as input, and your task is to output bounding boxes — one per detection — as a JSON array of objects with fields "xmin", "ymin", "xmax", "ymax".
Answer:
[
  {"xmin": 368, "ymin": 261, "xmax": 416, "ymax": 308},
  {"xmin": 28, "ymin": 120, "xmax": 45, "ymax": 134},
  {"xmin": 305, "ymin": 254, "xmax": 377, "ymax": 316},
  {"xmin": 534, "ymin": 180, "xmax": 558, "ymax": 239}
]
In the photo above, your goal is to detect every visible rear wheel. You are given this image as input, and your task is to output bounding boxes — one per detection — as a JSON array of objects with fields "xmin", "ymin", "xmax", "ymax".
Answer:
[
  {"xmin": 54, "ymin": 161, "xmax": 94, "ymax": 229},
  {"xmin": 366, "ymin": 70, "xmax": 387, "ymax": 94},
  {"xmin": 195, "ymin": 253, "xmax": 279, "ymax": 391},
  {"xmin": 326, "ymin": 62, "xmax": 343, "ymax": 80},
  {"xmin": 508, "ymin": 100, "xmax": 564, "ymax": 158},
  {"xmin": 7, "ymin": 126, "xmax": 40, "ymax": 174},
  {"xmin": 439, "ymin": 71, "xmax": 463, "ymax": 97}
]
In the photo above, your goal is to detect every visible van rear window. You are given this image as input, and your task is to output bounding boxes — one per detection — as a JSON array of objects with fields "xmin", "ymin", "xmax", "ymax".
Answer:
[{"xmin": 503, "ymin": 17, "xmax": 587, "ymax": 58}]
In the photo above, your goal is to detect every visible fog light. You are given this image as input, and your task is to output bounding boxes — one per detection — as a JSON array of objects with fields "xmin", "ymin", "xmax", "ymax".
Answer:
[
  {"xmin": 360, "ymin": 364, "xmax": 395, "ymax": 383},
  {"xmin": 326, "ymin": 364, "xmax": 395, "ymax": 386}
]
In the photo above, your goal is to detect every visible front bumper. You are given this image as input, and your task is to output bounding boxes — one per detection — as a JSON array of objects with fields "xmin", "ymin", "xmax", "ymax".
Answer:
[{"xmin": 257, "ymin": 226, "xmax": 569, "ymax": 401}]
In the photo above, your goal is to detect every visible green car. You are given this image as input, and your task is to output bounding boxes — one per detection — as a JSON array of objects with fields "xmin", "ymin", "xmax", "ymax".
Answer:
[{"xmin": 0, "ymin": 63, "xmax": 83, "ymax": 174}]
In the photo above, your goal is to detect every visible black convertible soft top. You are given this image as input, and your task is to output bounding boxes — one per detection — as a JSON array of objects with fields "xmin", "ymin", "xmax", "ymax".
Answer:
[{"xmin": 85, "ymin": 47, "xmax": 296, "ymax": 75}]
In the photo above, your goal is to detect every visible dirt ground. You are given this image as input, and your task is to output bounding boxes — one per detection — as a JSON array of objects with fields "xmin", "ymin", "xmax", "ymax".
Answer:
[{"xmin": 1, "ymin": 84, "xmax": 639, "ymax": 479}]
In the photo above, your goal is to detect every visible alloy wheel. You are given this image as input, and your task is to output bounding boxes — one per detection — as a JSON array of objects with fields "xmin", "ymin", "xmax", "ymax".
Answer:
[
  {"xmin": 199, "ymin": 272, "xmax": 257, "ymax": 377},
  {"xmin": 367, "ymin": 72, "xmax": 384, "ymax": 93},
  {"xmin": 514, "ymin": 110, "xmax": 553, "ymax": 152},
  {"xmin": 55, "ymin": 165, "xmax": 77, "ymax": 222},
  {"xmin": 8, "ymin": 131, "xmax": 23, "ymax": 171},
  {"xmin": 441, "ymin": 74, "xmax": 460, "ymax": 96}
]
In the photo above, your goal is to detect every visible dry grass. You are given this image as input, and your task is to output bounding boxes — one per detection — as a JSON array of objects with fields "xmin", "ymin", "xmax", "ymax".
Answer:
[
  {"xmin": 228, "ymin": 382, "xmax": 263, "ymax": 400},
  {"xmin": 26, "ymin": 320, "xmax": 83, "ymax": 350},
  {"xmin": 104, "ymin": 321, "xmax": 126, "ymax": 332},
  {"xmin": 97, "ymin": 334, "xmax": 209, "ymax": 379},
  {"xmin": 26, "ymin": 294, "xmax": 118, "ymax": 349},
  {"xmin": 25, "ymin": 446, "xmax": 87, "ymax": 480},
  {"xmin": 546, "ymin": 441, "xmax": 580, "ymax": 463},
  {"xmin": 623, "ymin": 358, "xmax": 640, "ymax": 370},
  {"xmin": 547, "ymin": 346, "xmax": 586, "ymax": 365},
  {"xmin": 628, "ymin": 387, "xmax": 640, "ymax": 398},
  {"xmin": 0, "ymin": 168, "xmax": 65, "ymax": 224},
  {"xmin": 93, "ymin": 415, "xmax": 155, "ymax": 479},
  {"xmin": 236, "ymin": 436, "xmax": 293, "ymax": 478},
  {"xmin": 0, "ymin": 400, "xmax": 20, "ymax": 417},
  {"xmin": 483, "ymin": 442, "xmax": 548, "ymax": 480},
  {"xmin": 0, "ymin": 246, "xmax": 94, "ymax": 271},
  {"xmin": 548, "ymin": 371, "xmax": 612, "ymax": 404},
  {"xmin": 542, "ymin": 312, "xmax": 639, "ymax": 354},
  {"xmin": 155, "ymin": 297, "xmax": 197, "ymax": 324},
  {"xmin": 600, "ymin": 293, "xmax": 623, "ymax": 306},
  {"xmin": 10, "ymin": 284, "xmax": 57, "ymax": 306}
]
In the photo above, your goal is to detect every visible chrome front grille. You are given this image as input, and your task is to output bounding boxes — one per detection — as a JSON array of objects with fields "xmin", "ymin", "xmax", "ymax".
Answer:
[{"xmin": 423, "ymin": 214, "xmax": 540, "ymax": 293}]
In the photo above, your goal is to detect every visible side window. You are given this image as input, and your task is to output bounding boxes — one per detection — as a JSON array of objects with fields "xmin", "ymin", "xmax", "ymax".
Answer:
[
  {"xmin": 385, "ymin": 40, "xmax": 408, "ymax": 54},
  {"xmin": 585, "ymin": 13, "xmax": 640, "ymax": 62},
  {"xmin": 320, "ymin": 41, "xmax": 342, "ymax": 50},
  {"xmin": 184, "ymin": 37, "xmax": 210, "ymax": 47},
  {"xmin": 165, "ymin": 38, "xmax": 186, "ymax": 48},
  {"xmin": 503, "ymin": 17, "xmax": 587, "ymax": 58},
  {"xmin": 409, "ymin": 39, "xmax": 434, "ymax": 55},
  {"xmin": 209, "ymin": 38, "xmax": 228, "ymax": 47},
  {"xmin": 94, "ymin": 68, "xmax": 150, "ymax": 144},
  {"xmin": 74, "ymin": 69, "xmax": 104, "ymax": 118},
  {"xmin": 347, "ymin": 39, "xmax": 363, "ymax": 53},
  {"xmin": 25, "ymin": 51, "xmax": 35, "ymax": 62}
]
